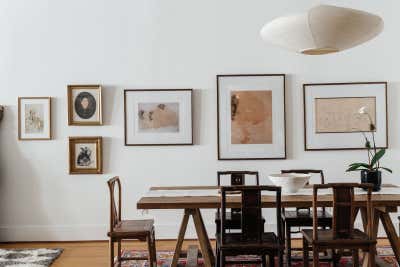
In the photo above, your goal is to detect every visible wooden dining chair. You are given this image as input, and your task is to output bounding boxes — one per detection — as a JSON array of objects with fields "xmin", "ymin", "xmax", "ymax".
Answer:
[
  {"xmin": 302, "ymin": 183, "xmax": 376, "ymax": 267},
  {"xmin": 107, "ymin": 177, "xmax": 157, "ymax": 267},
  {"xmin": 280, "ymin": 169, "xmax": 332, "ymax": 265},
  {"xmin": 215, "ymin": 171, "xmax": 264, "ymax": 234},
  {"xmin": 216, "ymin": 185, "xmax": 284, "ymax": 267}
]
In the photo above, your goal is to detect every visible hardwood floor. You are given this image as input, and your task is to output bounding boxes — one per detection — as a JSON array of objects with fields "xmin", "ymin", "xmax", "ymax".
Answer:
[{"xmin": 0, "ymin": 239, "xmax": 391, "ymax": 267}]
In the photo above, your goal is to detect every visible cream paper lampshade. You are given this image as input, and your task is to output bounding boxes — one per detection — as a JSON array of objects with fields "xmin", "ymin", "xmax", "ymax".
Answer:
[{"xmin": 260, "ymin": 5, "xmax": 384, "ymax": 55}]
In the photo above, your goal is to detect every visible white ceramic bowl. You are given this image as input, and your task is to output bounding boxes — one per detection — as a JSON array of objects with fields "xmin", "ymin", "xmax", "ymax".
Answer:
[{"xmin": 268, "ymin": 173, "xmax": 311, "ymax": 193}]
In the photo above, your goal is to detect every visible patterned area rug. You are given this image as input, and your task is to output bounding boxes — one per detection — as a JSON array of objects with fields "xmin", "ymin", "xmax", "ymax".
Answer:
[
  {"xmin": 119, "ymin": 247, "xmax": 398, "ymax": 267},
  {"xmin": 0, "ymin": 248, "xmax": 63, "ymax": 267}
]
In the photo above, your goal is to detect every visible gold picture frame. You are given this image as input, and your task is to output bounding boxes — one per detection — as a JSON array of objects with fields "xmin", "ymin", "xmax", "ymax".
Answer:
[
  {"xmin": 67, "ymin": 85, "xmax": 102, "ymax": 125},
  {"xmin": 69, "ymin": 136, "xmax": 103, "ymax": 174},
  {"xmin": 18, "ymin": 97, "xmax": 52, "ymax": 140}
]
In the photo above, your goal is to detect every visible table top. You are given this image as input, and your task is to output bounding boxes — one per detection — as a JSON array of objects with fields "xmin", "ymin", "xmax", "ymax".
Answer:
[{"xmin": 137, "ymin": 185, "xmax": 400, "ymax": 210}]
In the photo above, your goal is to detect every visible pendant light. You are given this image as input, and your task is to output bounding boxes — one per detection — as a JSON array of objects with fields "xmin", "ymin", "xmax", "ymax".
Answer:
[{"xmin": 260, "ymin": 5, "xmax": 384, "ymax": 55}]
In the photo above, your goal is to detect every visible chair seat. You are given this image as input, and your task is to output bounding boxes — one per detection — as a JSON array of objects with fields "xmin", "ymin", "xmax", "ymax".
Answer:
[
  {"xmin": 215, "ymin": 212, "xmax": 265, "ymax": 229},
  {"xmin": 302, "ymin": 229, "xmax": 376, "ymax": 246},
  {"xmin": 216, "ymin": 232, "xmax": 283, "ymax": 250},
  {"xmin": 282, "ymin": 210, "xmax": 332, "ymax": 226},
  {"xmin": 108, "ymin": 219, "xmax": 154, "ymax": 238}
]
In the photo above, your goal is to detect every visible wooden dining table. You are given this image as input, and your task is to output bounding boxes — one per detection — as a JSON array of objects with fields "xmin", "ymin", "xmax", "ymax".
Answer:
[{"xmin": 137, "ymin": 185, "xmax": 400, "ymax": 267}]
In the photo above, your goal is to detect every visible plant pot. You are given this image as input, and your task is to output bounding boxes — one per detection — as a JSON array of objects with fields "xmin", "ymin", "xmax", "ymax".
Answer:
[{"xmin": 361, "ymin": 170, "xmax": 382, "ymax": 192}]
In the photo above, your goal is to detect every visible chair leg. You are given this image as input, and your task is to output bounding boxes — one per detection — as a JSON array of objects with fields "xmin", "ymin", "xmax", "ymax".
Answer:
[
  {"xmin": 220, "ymin": 250, "xmax": 225, "ymax": 267},
  {"xmin": 278, "ymin": 250, "xmax": 283, "ymax": 267},
  {"xmin": 369, "ymin": 245, "xmax": 376, "ymax": 267},
  {"xmin": 117, "ymin": 241, "xmax": 121, "ymax": 267},
  {"xmin": 109, "ymin": 239, "xmax": 114, "ymax": 267},
  {"xmin": 312, "ymin": 247, "xmax": 319, "ymax": 267},
  {"xmin": 286, "ymin": 224, "xmax": 291, "ymax": 267},
  {"xmin": 268, "ymin": 254, "xmax": 274, "ymax": 267},
  {"xmin": 215, "ymin": 246, "xmax": 220, "ymax": 267},
  {"xmin": 302, "ymin": 237, "xmax": 309, "ymax": 267},
  {"xmin": 151, "ymin": 230, "xmax": 157, "ymax": 266},
  {"xmin": 260, "ymin": 254, "xmax": 266, "ymax": 267},
  {"xmin": 352, "ymin": 249, "xmax": 359, "ymax": 267}
]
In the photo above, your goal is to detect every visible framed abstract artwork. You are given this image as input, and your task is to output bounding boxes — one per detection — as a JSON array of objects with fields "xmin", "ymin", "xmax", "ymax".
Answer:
[
  {"xmin": 124, "ymin": 89, "xmax": 193, "ymax": 146},
  {"xmin": 18, "ymin": 97, "xmax": 52, "ymax": 140},
  {"xmin": 217, "ymin": 74, "xmax": 286, "ymax": 160},
  {"xmin": 68, "ymin": 85, "xmax": 102, "ymax": 125},
  {"xmin": 303, "ymin": 82, "xmax": 388, "ymax": 151},
  {"xmin": 69, "ymin": 136, "xmax": 103, "ymax": 174}
]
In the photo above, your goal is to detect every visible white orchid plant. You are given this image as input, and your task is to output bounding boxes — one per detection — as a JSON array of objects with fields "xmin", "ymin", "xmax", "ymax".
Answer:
[{"xmin": 346, "ymin": 106, "xmax": 392, "ymax": 173}]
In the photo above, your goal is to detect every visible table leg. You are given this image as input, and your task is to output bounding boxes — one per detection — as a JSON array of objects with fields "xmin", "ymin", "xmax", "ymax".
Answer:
[
  {"xmin": 192, "ymin": 209, "xmax": 215, "ymax": 267},
  {"xmin": 379, "ymin": 211, "xmax": 400, "ymax": 263},
  {"xmin": 171, "ymin": 210, "xmax": 190, "ymax": 267}
]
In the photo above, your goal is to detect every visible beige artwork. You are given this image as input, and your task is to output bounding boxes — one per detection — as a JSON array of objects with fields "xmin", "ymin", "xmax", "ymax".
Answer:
[
  {"xmin": 25, "ymin": 104, "xmax": 44, "ymax": 134},
  {"xmin": 315, "ymin": 97, "xmax": 376, "ymax": 133},
  {"xmin": 231, "ymin": 90, "xmax": 273, "ymax": 144},
  {"xmin": 138, "ymin": 103, "xmax": 179, "ymax": 133}
]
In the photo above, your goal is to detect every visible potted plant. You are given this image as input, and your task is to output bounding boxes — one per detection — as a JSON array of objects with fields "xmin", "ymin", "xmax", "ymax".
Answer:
[{"xmin": 346, "ymin": 107, "xmax": 392, "ymax": 191}]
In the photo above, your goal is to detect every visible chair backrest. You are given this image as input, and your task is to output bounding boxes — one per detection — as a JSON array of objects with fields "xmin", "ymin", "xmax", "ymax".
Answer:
[
  {"xmin": 312, "ymin": 183, "xmax": 373, "ymax": 240},
  {"xmin": 220, "ymin": 185, "xmax": 282, "ymax": 244},
  {"xmin": 217, "ymin": 171, "xmax": 260, "ymax": 186},
  {"xmin": 107, "ymin": 176, "xmax": 122, "ymax": 232},
  {"xmin": 281, "ymin": 169, "xmax": 325, "ymax": 184}
]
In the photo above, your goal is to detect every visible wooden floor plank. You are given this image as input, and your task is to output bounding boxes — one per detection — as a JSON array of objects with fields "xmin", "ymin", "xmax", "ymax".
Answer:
[{"xmin": 0, "ymin": 239, "xmax": 391, "ymax": 267}]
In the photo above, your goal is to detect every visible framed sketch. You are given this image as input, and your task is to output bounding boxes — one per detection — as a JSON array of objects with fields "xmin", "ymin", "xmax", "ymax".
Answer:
[
  {"xmin": 303, "ymin": 82, "xmax": 388, "ymax": 150},
  {"xmin": 69, "ymin": 136, "xmax": 103, "ymax": 174},
  {"xmin": 217, "ymin": 74, "xmax": 286, "ymax": 160},
  {"xmin": 124, "ymin": 89, "xmax": 193, "ymax": 146},
  {"xmin": 68, "ymin": 85, "xmax": 102, "ymax": 125},
  {"xmin": 18, "ymin": 97, "xmax": 52, "ymax": 140}
]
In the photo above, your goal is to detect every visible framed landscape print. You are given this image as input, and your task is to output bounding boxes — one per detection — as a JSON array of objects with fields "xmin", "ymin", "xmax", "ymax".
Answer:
[
  {"xmin": 68, "ymin": 85, "xmax": 102, "ymax": 125},
  {"xmin": 124, "ymin": 89, "xmax": 193, "ymax": 146},
  {"xmin": 18, "ymin": 97, "xmax": 51, "ymax": 140},
  {"xmin": 303, "ymin": 82, "xmax": 388, "ymax": 150},
  {"xmin": 217, "ymin": 74, "xmax": 286, "ymax": 160},
  {"xmin": 69, "ymin": 136, "xmax": 103, "ymax": 174}
]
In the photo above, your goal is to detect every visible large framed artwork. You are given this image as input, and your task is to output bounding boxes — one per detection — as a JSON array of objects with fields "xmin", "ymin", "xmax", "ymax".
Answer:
[
  {"xmin": 69, "ymin": 136, "xmax": 103, "ymax": 174},
  {"xmin": 18, "ymin": 97, "xmax": 52, "ymax": 140},
  {"xmin": 303, "ymin": 82, "xmax": 388, "ymax": 151},
  {"xmin": 124, "ymin": 89, "xmax": 193, "ymax": 146},
  {"xmin": 68, "ymin": 85, "xmax": 102, "ymax": 125},
  {"xmin": 217, "ymin": 74, "xmax": 286, "ymax": 160}
]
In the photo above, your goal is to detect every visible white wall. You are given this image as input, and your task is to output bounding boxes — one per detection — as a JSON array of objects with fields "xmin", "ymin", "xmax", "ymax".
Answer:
[{"xmin": 0, "ymin": 0, "xmax": 399, "ymax": 241}]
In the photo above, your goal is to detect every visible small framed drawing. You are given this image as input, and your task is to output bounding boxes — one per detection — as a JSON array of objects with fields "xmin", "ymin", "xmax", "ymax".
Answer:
[
  {"xmin": 69, "ymin": 136, "xmax": 103, "ymax": 174},
  {"xmin": 217, "ymin": 74, "xmax": 286, "ymax": 160},
  {"xmin": 303, "ymin": 82, "xmax": 388, "ymax": 151},
  {"xmin": 124, "ymin": 89, "xmax": 193, "ymax": 146},
  {"xmin": 18, "ymin": 97, "xmax": 52, "ymax": 140},
  {"xmin": 68, "ymin": 85, "xmax": 102, "ymax": 125}
]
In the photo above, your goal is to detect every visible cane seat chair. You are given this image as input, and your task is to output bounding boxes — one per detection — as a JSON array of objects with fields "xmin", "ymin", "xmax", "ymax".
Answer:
[
  {"xmin": 216, "ymin": 185, "xmax": 284, "ymax": 267},
  {"xmin": 107, "ymin": 177, "xmax": 157, "ymax": 267},
  {"xmin": 280, "ymin": 169, "xmax": 333, "ymax": 265},
  {"xmin": 215, "ymin": 171, "xmax": 265, "ymax": 233},
  {"xmin": 302, "ymin": 183, "xmax": 376, "ymax": 267}
]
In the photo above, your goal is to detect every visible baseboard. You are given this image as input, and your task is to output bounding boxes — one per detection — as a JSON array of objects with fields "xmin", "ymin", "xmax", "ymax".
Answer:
[{"xmin": 0, "ymin": 222, "xmax": 391, "ymax": 242}]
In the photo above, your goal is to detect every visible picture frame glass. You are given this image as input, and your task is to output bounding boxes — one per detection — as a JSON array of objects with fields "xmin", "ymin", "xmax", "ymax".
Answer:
[
  {"xmin": 304, "ymin": 83, "xmax": 387, "ymax": 150},
  {"xmin": 125, "ymin": 90, "xmax": 192, "ymax": 145},
  {"xmin": 218, "ymin": 75, "xmax": 286, "ymax": 160},
  {"xmin": 69, "ymin": 86, "xmax": 102, "ymax": 125},
  {"xmin": 19, "ymin": 97, "xmax": 51, "ymax": 140}
]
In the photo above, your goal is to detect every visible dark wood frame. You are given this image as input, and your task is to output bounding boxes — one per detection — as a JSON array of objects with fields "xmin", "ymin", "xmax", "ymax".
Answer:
[
  {"xmin": 67, "ymin": 84, "xmax": 103, "ymax": 126},
  {"xmin": 216, "ymin": 74, "xmax": 287, "ymax": 160},
  {"xmin": 69, "ymin": 136, "xmax": 103, "ymax": 174},
  {"xmin": 303, "ymin": 82, "xmax": 388, "ymax": 151},
  {"xmin": 124, "ymin": 89, "xmax": 193, "ymax": 146},
  {"xmin": 18, "ymin": 97, "xmax": 52, "ymax": 140}
]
